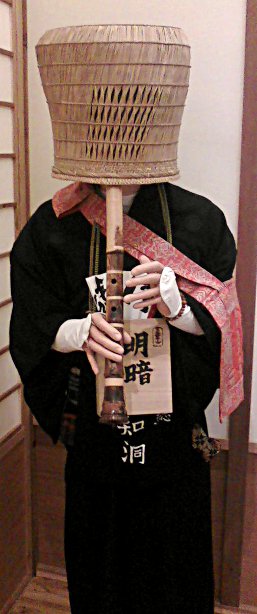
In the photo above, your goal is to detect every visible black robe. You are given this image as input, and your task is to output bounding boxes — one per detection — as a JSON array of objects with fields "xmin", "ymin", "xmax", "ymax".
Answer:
[{"xmin": 10, "ymin": 183, "xmax": 236, "ymax": 614}]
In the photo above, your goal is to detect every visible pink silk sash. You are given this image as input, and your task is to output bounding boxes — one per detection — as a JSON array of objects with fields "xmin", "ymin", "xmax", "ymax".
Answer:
[{"xmin": 53, "ymin": 182, "xmax": 244, "ymax": 423}]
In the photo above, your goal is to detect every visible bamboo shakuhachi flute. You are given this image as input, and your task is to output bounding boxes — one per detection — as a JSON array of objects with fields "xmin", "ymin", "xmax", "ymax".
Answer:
[
  {"xmin": 100, "ymin": 186, "xmax": 127, "ymax": 424},
  {"xmin": 36, "ymin": 24, "xmax": 191, "ymax": 425}
]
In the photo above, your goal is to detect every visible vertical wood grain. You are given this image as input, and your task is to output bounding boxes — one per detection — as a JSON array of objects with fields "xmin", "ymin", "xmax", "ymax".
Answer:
[
  {"xmin": 13, "ymin": 0, "xmax": 34, "ymax": 580},
  {"xmin": 220, "ymin": 0, "xmax": 257, "ymax": 606}
]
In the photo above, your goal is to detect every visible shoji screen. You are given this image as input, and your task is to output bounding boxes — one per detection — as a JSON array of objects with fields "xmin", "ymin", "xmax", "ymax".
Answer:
[
  {"xmin": 0, "ymin": 2, "xmax": 32, "ymax": 612},
  {"xmin": 0, "ymin": 0, "xmax": 22, "ymax": 438}
]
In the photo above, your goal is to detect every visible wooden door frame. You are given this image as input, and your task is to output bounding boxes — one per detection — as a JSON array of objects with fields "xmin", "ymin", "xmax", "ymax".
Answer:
[
  {"xmin": 0, "ymin": 0, "xmax": 33, "ymax": 611},
  {"xmin": 13, "ymin": 0, "xmax": 37, "ymax": 578},
  {"xmin": 13, "ymin": 0, "xmax": 34, "ymax": 583},
  {"xmin": 220, "ymin": 0, "xmax": 257, "ymax": 606}
]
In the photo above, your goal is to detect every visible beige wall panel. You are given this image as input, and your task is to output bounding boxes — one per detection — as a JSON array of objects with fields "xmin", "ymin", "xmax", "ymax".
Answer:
[
  {"xmin": 0, "ymin": 390, "xmax": 21, "ymax": 437},
  {"xmin": 0, "ymin": 3, "xmax": 12, "ymax": 51},
  {"xmin": 0, "ymin": 256, "xmax": 11, "ymax": 302},
  {"xmin": 0, "ymin": 158, "xmax": 14, "ymax": 203},
  {"xmin": 0, "ymin": 207, "xmax": 15, "ymax": 252},
  {"xmin": 0, "ymin": 107, "xmax": 13, "ymax": 153},
  {"xmin": 0, "ymin": 302, "xmax": 12, "ymax": 347},
  {"xmin": 0, "ymin": 352, "xmax": 19, "ymax": 396},
  {"xmin": 0, "ymin": 55, "xmax": 13, "ymax": 102},
  {"xmin": 0, "ymin": 439, "xmax": 28, "ymax": 612},
  {"xmin": 35, "ymin": 429, "xmax": 66, "ymax": 570}
]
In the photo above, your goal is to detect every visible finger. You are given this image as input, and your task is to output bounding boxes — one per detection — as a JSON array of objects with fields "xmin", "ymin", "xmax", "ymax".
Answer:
[
  {"xmin": 125, "ymin": 273, "xmax": 161, "ymax": 287},
  {"xmin": 123, "ymin": 330, "xmax": 132, "ymax": 344},
  {"xmin": 87, "ymin": 338, "xmax": 123, "ymax": 362},
  {"xmin": 132, "ymin": 296, "xmax": 162, "ymax": 309},
  {"xmin": 90, "ymin": 325, "xmax": 124, "ymax": 354},
  {"xmin": 139, "ymin": 255, "xmax": 151, "ymax": 263},
  {"xmin": 124, "ymin": 286, "xmax": 159, "ymax": 304},
  {"xmin": 85, "ymin": 347, "xmax": 99, "ymax": 375},
  {"xmin": 91, "ymin": 312, "xmax": 121, "ymax": 341},
  {"xmin": 130, "ymin": 261, "xmax": 164, "ymax": 277}
]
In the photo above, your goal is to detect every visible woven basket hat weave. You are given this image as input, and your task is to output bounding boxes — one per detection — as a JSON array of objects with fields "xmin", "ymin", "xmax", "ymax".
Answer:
[{"xmin": 36, "ymin": 24, "xmax": 190, "ymax": 185}]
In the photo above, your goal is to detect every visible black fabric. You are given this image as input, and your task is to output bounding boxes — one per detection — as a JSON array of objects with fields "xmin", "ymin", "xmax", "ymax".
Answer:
[
  {"xmin": 9, "ymin": 183, "xmax": 237, "ymax": 613},
  {"xmin": 10, "ymin": 183, "xmax": 236, "ymax": 440},
  {"xmin": 65, "ymin": 419, "xmax": 214, "ymax": 614}
]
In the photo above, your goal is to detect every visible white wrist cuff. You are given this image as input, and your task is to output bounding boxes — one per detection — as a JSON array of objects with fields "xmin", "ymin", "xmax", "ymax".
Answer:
[
  {"xmin": 51, "ymin": 314, "xmax": 92, "ymax": 353},
  {"xmin": 159, "ymin": 267, "xmax": 204, "ymax": 335},
  {"xmin": 168, "ymin": 308, "xmax": 204, "ymax": 336},
  {"xmin": 160, "ymin": 266, "xmax": 182, "ymax": 318}
]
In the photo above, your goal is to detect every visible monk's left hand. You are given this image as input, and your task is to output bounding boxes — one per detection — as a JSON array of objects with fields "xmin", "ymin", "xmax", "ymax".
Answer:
[{"xmin": 124, "ymin": 255, "xmax": 171, "ymax": 317}]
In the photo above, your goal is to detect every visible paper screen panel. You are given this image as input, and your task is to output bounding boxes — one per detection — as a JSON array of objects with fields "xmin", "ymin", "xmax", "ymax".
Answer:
[
  {"xmin": 0, "ymin": 256, "xmax": 11, "ymax": 302},
  {"xmin": 0, "ymin": 107, "xmax": 13, "ymax": 153},
  {"xmin": 0, "ymin": 352, "xmax": 19, "ymax": 396},
  {"xmin": 0, "ymin": 390, "xmax": 22, "ymax": 438},
  {"xmin": 0, "ymin": 55, "xmax": 13, "ymax": 102},
  {"xmin": 0, "ymin": 2, "xmax": 12, "ymax": 51},
  {"xmin": 0, "ymin": 302, "xmax": 12, "ymax": 348},
  {"xmin": 0, "ymin": 158, "xmax": 14, "ymax": 203},
  {"xmin": 0, "ymin": 207, "xmax": 15, "ymax": 252}
]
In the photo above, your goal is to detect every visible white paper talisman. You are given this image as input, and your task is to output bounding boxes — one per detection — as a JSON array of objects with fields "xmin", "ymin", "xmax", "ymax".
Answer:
[
  {"xmin": 96, "ymin": 319, "xmax": 172, "ymax": 416},
  {"xmin": 86, "ymin": 271, "xmax": 151, "ymax": 320}
]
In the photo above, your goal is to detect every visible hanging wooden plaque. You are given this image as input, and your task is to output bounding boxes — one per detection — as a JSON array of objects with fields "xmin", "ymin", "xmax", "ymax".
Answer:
[{"xmin": 96, "ymin": 319, "xmax": 172, "ymax": 416}]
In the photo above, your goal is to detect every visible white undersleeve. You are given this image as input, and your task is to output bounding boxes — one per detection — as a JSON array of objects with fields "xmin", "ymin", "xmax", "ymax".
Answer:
[
  {"xmin": 51, "ymin": 315, "xmax": 92, "ymax": 352},
  {"xmin": 159, "ymin": 267, "xmax": 204, "ymax": 336}
]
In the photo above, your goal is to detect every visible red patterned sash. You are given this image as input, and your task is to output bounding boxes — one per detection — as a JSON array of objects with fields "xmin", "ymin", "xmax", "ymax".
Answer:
[{"xmin": 53, "ymin": 182, "xmax": 244, "ymax": 422}]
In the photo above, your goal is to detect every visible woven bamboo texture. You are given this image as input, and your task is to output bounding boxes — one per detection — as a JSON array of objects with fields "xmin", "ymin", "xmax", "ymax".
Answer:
[{"xmin": 36, "ymin": 24, "xmax": 190, "ymax": 184}]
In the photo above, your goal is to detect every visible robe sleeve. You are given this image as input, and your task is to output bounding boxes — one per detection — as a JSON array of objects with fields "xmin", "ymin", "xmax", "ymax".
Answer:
[{"xmin": 9, "ymin": 216, "xmax": 83, "ymax": 441}]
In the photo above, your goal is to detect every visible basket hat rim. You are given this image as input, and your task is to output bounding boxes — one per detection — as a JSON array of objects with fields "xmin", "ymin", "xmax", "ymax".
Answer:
[{"xmin": 37, "ymin": 24, "xmax": 190, "ymax": 48}]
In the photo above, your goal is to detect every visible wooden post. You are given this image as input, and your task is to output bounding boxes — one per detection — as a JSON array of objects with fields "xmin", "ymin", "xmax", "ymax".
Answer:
[
  {"xmin": 220, "ymin": 0, "xmax": 257, "ymax": 605},
  {"xmin": 99, "ymin": 186, "xmax": 128, "ymax": 425}
]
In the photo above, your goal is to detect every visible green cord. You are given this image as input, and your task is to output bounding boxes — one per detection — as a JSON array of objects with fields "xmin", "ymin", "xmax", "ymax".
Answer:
[
  {"xmin": 88, "ymin": 223, "xmax": 96, "ymax": 312},
  {"xmin": 88, "ymin": 222, "xmax": 101, "ymax": 313},
  {"xmin": 94, "ymin": 223, "xmax": 100, "ymax": 276},
  {"xmin": 158, "ymin": 183, "xmax": 172, "ymax": 245}
]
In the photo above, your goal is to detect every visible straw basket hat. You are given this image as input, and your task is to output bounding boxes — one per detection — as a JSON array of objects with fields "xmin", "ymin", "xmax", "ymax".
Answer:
[{"xmin": 36, "ymin": 24, "xmax": 190, "ymax": 185}]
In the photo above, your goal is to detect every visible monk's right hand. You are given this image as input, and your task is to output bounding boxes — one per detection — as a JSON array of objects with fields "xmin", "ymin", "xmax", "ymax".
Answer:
[
  {"xmin": 84, "ymin": 313, "xmax": 131, "ymax": 375},
  {"xmin": 52, "ymin": 313, "xmax": 131, "ymax": 375}
]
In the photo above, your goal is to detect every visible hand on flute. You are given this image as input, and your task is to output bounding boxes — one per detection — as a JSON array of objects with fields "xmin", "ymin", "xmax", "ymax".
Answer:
[
  {"xmin": 84, "ymin": 313, "xmax": 131, "ymax": 375},
  {"xmin": 52, "ymin": 313, "xmax": 131, "ymax": 375},
  {"xmin": 124, "ymin": 255, "xmax": 182, "ymax": 318}
]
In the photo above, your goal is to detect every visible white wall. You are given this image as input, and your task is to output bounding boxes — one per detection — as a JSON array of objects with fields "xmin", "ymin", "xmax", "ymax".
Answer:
[{"xmin": 27, "ymin": 0, "xmax": 247, "ymax": 439}]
